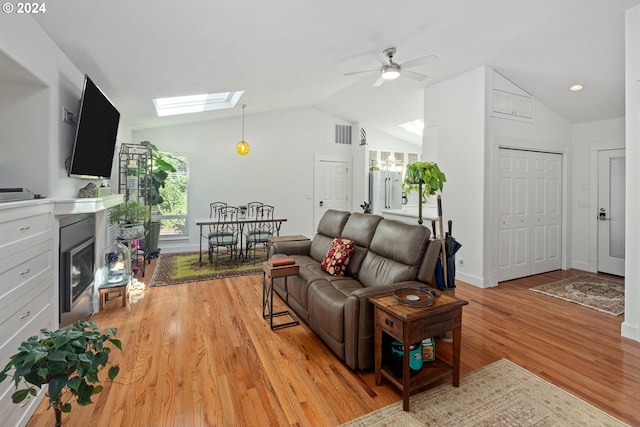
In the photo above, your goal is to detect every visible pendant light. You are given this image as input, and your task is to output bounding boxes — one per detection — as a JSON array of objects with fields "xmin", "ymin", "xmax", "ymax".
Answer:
[{"xmin": 236, "ymin": 104, "xmax": 250, "ymax": 156}]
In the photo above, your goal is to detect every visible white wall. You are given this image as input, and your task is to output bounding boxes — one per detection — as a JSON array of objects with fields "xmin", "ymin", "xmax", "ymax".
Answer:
[
  {"xmin": 623, "ymin": 5, "xmax": 640, "ymax": 341},
  {"xmin": 0, "ymin": 14, "xmax": 124, "ymax": 199},
  {"xmin": 423, "ymin": 67, "xmax": 486, "ymax": 286},
  {"xmin": 133, "ymin": 106, "xmax": 353, "ymax": 253},
  {"xmin": 571, "ymin": 118, "xmax": 625, "ymax": 272},
  {"xmin": 423, "ymin": 66, "xmax": 573, "ymax": 288}
]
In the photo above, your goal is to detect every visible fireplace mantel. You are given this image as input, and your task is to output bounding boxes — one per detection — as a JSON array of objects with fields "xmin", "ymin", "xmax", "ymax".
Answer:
[{"xmin": 54, "ymin": 194, "xmax": 124, "ymax": 216}]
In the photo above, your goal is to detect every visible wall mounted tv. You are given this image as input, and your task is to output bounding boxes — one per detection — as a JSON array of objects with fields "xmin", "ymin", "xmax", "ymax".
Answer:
[{"xmin": 67, "ymin": 75, "xmax": 120, "ymax": 179}]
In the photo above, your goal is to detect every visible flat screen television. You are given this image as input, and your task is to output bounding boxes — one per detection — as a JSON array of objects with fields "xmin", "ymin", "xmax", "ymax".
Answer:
[{"xmin": 67, "ymin": 75, "xmax": 120, "ymax": 179}]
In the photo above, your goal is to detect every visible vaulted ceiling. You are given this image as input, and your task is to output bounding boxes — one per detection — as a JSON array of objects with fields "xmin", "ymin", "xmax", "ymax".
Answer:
[{"xmin": 33, "ymin": 0, "xmax": 640, "ymax": 145}]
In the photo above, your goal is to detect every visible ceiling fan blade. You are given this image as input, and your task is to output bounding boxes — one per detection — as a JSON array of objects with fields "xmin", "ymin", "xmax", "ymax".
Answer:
[
  {"xmin": 344, "ymin": 69, "xmax": 378, "ymax": 77},
  {"xmin": 402, "ymin": 70, "xmax": 429, "ymax": 81},
  {"xmin": 400, "ymin": 54, "xmax": 439, "ymax": 69},
  {"xmin": 373, "ymin": 50, "xmax": 390, "ymax": 66},
  {"xmin": 372, "ymin": 76, "xmax": 386, "ymax": 87}
]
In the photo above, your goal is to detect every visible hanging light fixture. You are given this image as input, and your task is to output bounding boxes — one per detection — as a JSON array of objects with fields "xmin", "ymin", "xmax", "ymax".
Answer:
[{"xmin": 236, "ymin": 104, "xmax": 250, "ymax": 155}]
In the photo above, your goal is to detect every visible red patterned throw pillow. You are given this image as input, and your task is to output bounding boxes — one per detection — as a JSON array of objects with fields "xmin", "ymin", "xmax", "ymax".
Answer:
[{"xmin": 321, "ymin": 238, "xmax": 356, "ymax": 277}]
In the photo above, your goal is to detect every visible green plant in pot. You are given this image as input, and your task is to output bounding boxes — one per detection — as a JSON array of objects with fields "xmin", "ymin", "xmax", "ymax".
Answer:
[
  {"xmin": 0, "ymin": 321, "xmax": 122, "ymax": 427},
  {"xmin": 402, "ymin": 161, "xmax": 446, "ymax": 224},
  {"xmin": 139, "ymin": 141, "xmax": 183, "ymax": 256},
  {"xmin": 109, "ymin": 200, "xmax": 150, "ymax": 240}
]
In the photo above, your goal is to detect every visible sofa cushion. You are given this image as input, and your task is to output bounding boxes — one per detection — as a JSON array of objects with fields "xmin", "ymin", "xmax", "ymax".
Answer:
[
  {"xmin": 309, "ymin": 209, "xmax": 351, "ymax": 262},
  {"xmin": 321, "ymin": 238, "xmax": 355, "ymax": 276},
  {"xmin": 341, "ymin": 213, "xmax": 383, "ymax": 277}
]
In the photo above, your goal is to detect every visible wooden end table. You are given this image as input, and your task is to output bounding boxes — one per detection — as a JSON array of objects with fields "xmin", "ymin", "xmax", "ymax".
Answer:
[
  {"xmin": 98, "ymin": 280, "xmax": 129, "ymax": 310},
  {"xmin": 262, "ymin": 262, "xmax": 300, "ymax": 330},
  {"xmin": 371, "ymin": 290, "xmax": 468, "ymax": 411}
]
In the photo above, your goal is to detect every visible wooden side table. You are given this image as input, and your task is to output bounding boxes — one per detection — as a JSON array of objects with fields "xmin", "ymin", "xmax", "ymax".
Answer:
[
  {"xmin": 371, "ymin": 291, "xmax": 468, "ymax": 411},
  {"xmin": 262, "ymin": 261, "xmax": 300, "ymax": 330},
  {"xmin": 98, "ymin": 281, "xmax": 128, "ymax": 310}
]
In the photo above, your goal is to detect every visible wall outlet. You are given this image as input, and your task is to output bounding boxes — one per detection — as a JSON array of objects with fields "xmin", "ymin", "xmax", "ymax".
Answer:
[{"xmin": 458, "ymin": 258, "xmax": 464, "ymax": 266}]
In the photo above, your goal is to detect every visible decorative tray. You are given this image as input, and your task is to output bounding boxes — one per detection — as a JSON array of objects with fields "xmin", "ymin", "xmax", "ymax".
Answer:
[{"xmin": 392, "ymin": 288, "xmax": 435, "ymax": 307}]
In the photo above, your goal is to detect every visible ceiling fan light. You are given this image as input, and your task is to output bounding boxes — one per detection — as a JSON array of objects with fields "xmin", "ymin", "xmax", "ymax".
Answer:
[{"xmin": 381, "ymin": 65, "xmax": 401, "ymax": 80}]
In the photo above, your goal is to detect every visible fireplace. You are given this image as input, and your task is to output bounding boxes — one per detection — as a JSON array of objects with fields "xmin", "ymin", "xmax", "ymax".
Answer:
[{"xmin": 59, "ymin": 214, "xmax": 96, "ymax": 326}]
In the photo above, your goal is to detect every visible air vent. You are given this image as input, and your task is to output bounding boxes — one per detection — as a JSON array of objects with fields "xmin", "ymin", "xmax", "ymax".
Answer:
[{"xmin": 335, "ymin": 125, "xmax": 352, "ymax": 145}]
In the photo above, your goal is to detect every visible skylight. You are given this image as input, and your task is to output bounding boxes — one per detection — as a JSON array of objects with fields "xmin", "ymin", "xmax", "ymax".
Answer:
[
  {"xmin": 153, "ymin": 91, "xmax": 244, "ymax": 116},
  {"xmin": 399, "ymin": 119, "xmax": 424, "ymax": 137}
]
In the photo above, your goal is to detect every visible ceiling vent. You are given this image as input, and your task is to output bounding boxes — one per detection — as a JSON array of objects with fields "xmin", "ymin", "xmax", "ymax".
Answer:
[{"xmin": 335, "ymin": 125, "xmax": 352, "ymax": 145}]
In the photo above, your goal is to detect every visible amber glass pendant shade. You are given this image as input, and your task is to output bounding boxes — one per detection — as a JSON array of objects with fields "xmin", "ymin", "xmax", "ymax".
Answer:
[{"xmin": 236, "ymin": 140, "xmax": 250, "ymax": 155}]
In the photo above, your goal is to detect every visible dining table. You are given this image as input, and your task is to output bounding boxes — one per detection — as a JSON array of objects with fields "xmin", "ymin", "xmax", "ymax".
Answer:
[{"xmin": 195, "ymin": 217, "xmax": 288, "ymax": 266}]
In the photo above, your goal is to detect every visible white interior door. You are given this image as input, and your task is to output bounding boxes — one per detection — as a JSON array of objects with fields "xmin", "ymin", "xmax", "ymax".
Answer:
[
  {"xmin": 498, "ymin": 149, "xmax": 562, "ymax": 282},
  {"xmin": 597, "ymin": 149, "xmax": 625, "ymax": 276},
  {"xmin": 314, "ymin": 160, "xmax": 350, "ymax": 231}
]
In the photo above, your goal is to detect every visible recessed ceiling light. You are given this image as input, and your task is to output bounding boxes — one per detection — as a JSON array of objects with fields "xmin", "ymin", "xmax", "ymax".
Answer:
[
  {"xmin": 153, "ymin": 91, "xmax": 244, "ymax": 116},
  {"xmin": 569, "ymin": 84, "xmax": 584, "ymax": 92}
]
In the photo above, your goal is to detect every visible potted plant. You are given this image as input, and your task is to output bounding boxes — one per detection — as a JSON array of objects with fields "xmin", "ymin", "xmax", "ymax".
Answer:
[
  {"xmin": 402, "ymin": 161, "xmax": 446, "ymax": 224},
  {"xmin": 139, "ymin": 141, "xmax": 182, "ymax": 257},
  {"xmin": 109, "ymin": 200, "xmax": 150, "ymax": 240},
  {"xmin": 0, "ymin": 321, "xmax": 122, "ymax": 427}
]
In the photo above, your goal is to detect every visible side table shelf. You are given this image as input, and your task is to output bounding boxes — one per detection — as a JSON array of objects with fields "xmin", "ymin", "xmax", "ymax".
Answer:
[
  {"xmin": 262, "ymin": 261, "xmax": 299, "ymax": 330},
  {"xmin": 371, "ymin": 291, "xmax": 468, "ymax": 411}
]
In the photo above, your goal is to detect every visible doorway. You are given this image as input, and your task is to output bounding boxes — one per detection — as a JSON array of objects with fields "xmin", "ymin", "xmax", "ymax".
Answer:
[
  {"xmin": 314, "ymin": 158, "xmax": 350, "ymax": 232},
  {"xmin": 498, "ymin": 148, "xmax": 562, "ymax": 282},
  {"xmin": 597, "ymin": 149, "xmax": 625, "ymax": 276}
]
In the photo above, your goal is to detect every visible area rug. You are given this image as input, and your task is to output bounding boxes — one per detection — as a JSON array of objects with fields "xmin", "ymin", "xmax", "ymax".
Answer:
[
  {"xmin": 530, "ymin": 275, "xmax": 624, "ymax": 316},
  {"xmin": 341, "ymin": 359, "xmax": 626, "ymax": 426},
  {"xmin": 150, "ymin": 250, "xmax": 264, "ymax": 286}
]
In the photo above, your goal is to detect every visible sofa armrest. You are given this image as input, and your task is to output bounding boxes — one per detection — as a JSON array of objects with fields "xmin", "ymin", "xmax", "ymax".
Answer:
[{"xmin": 269, "ymin": 240, "xmax": 312, "ymax": 257}]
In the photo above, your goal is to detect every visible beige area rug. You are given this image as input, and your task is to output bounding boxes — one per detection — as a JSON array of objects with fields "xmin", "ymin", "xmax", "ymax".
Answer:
[
  {"xmin": 530, "ymin": 275, "xmax": 624, "ymax": 316},
  {"xmin": 341, "ymin": 359, "xmax": 626, "ymax": 426},
  {"xmin": 150, "ymin": 250, "xmax": 264, "ymax": 286}
]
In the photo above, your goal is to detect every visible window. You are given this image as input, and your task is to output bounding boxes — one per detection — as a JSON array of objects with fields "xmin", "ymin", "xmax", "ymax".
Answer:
[{"xmin": 155, "ymin": 154, "xmax": 189, "ymax": 239}]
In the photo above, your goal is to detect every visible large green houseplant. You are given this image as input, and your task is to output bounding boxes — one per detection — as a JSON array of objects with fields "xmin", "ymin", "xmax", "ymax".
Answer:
[
  {"xmin": 402, "ymin": 161, "xmax": 446, "ymax": 224},
  {"xmin": 0, "ymin": 321, "xmax": 122, "ymax": 427},
  {"xmin": 139, "ymin": 141, "xmax": 182, "ymax": 256}
]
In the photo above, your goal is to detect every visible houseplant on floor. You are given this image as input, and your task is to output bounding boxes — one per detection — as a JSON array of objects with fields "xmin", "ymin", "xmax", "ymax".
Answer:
[
  {"xmin": 402, "ymin": 161, "xmax": 446, "ymax": 225},
  {"xmin": 139, "ymin": 140, "xmax": 183, "ymax": 257},
  {"xmin": 0, "ymin": 320, "xmax": 122, "ymax": 427},
  {"xmin": 109, "ymin": 200, "xmax": 150, "ymax": 240}
]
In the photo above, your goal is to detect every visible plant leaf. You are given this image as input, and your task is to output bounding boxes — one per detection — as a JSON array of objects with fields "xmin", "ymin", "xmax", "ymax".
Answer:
[{"xmin": 108, "ymin": 365, "xmax": 120, "ymax": 381}]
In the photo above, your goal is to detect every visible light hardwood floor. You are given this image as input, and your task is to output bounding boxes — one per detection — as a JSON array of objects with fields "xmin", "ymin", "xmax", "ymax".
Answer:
[{"xmin": 25, "ymin": 264, "xmax": 640, "ymax": 426}]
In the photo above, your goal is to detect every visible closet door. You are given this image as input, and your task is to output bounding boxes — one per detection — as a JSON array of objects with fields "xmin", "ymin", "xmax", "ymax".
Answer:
[{"xmin": 498, "ymin": 149, "xmax": 562, "ymax": 281}]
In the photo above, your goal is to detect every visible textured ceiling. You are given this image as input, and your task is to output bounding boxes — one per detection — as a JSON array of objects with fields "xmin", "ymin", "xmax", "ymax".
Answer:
[{"xmin": 32, "ymin": 0, "xmax": 640, "ymax": 144}]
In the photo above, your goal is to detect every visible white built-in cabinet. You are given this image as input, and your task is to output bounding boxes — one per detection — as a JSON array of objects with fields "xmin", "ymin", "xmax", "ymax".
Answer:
[
  {"xmin": 0, "ymin": 200, "xmax": 55, "ymax": 427},
  {"xmin": 490, "ymin": 70, "xmax": 535, "ymax": 122}
]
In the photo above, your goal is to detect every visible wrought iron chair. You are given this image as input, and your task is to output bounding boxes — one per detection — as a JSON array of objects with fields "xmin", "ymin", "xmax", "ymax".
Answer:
[
  {"xmin": 245, "ymin": 204, "xmax": 275, "ymax": 264},
  {"xmin": 246, "ymin": 201, "xmax": 263, "ymax": 219},
  {"xmin": 206, "ymin": 202, "xmax": 227, "ymax": 263},
  {"xmin": 208, "ymin": 206, "xmax": 240, "ymax": 269}
]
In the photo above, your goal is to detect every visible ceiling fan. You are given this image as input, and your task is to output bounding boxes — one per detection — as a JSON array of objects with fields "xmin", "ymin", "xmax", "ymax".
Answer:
[{"xmin": 344, "ymin": 47, "xmax": 438, "ymax": 87}]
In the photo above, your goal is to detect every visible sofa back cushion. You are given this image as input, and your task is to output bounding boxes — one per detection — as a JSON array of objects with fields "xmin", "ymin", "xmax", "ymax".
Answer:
[
  {"xmin": 341, "ymin": 213, "xmax": 383, "ymax": 277},
  {"xmin": 358, "ymin": 219, "xmax": 431, "ymax": 287},
  {"xmin": 310, "ymin": 209, "xmax": 351, "ymax": 262}
]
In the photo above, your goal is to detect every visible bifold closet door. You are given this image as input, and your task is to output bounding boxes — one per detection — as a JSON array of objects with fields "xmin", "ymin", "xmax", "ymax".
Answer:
[{"xmin": 498, "ymin": 149, "xmax": 562, "ymax": 282}]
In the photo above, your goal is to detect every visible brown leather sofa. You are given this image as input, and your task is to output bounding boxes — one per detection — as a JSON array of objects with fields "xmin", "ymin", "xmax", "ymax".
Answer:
[{"xmin": 269, "ymin": 209, "xmax": 442, "ymax": 370}]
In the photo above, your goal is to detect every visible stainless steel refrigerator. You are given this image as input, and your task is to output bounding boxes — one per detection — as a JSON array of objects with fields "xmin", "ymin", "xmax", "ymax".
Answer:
[{"xmin": 369, "ymin": 170, "xmax": 402, "ymax": 215}]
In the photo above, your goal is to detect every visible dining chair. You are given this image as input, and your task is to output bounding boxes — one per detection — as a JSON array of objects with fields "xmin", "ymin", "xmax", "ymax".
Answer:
[
  {"xmin": 245, "ymin": 204, "xmax": 275, "ymax": 264},
  {"xmin": 246, "ymin": 201, "xmax": 263, "ymax": 219},
  {"xmin": 208, "ymin": 206, "xmax": 239, "ymax": 269},
  {"xmin": 206, "ymin": 202, "xmax": 227, "ymax": 263}
]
